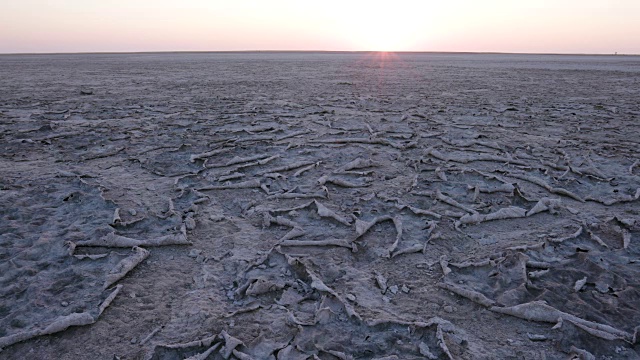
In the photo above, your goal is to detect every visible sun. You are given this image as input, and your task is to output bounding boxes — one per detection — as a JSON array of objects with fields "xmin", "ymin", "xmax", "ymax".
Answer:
[
  {"xmin": 365, "ymin": 29, "xmax": 406, "ymax": 52},
  {"xmin": 349, "ymin": 18, "xmax": 419, "ymax": 51},
  {"xmin": 338, "ymin": 2, "xmax": 436, "ymax": 51}
]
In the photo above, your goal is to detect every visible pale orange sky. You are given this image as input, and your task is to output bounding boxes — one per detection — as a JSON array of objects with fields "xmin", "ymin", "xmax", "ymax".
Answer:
[{"xmin": 1, "ymin": 0, "xmax": 639, "ymax": 54}]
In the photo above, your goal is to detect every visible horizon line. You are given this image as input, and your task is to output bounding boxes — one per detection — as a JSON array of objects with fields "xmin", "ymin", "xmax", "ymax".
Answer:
[{"xmin": 1, "ymin": 50, "xmax": 638, "ymax": 57}]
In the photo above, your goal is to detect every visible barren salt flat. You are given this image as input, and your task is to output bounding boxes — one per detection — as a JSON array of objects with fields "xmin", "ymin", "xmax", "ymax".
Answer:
[{"xmin": 1, "ymin": 52, "xmax": 640, "ymax": 359}]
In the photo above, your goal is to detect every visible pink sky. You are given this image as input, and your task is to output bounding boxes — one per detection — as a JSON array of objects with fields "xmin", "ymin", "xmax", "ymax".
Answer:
[{"xmin": 1, "ymin": 0, "xmax": 639, "ymax": 54}]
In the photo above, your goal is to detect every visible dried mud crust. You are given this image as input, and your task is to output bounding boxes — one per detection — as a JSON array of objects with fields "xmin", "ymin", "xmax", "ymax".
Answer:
[{"xmin": 1, "ymin": 53, "xmax": 640, "ymax": 359}]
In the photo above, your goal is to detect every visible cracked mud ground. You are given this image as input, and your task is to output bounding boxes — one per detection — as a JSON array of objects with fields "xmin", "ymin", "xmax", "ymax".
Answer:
[{"xmin": 1, "ymin": 53, "xmax": 640, "ymax": 359}]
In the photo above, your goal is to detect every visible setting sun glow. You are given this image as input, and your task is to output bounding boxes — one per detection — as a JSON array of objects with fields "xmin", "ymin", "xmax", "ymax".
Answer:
[
  {"xmin": 334, "ymin": 2, "xmax": 438, "ymax": 51},
  {"xmin": 1, "ymin": 0, "xmax": 639, "ymax": 53}
]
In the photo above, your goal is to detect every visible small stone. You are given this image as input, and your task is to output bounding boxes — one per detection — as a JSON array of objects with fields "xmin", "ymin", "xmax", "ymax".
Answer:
[
  {"xmin": 382, "ymin": 296, "xmax": 391, "ymax": 303},
  {"xmin": 510, "ymin": 340, "xmax": 524, "ymax": 346},
  {"xmin": 210, "ymin": 215, "xmax": 225, "ymax": 222},
  {"xmin": 130, "ymin": 292, "xmax": 136, "ymax": 299},
  {"xmin": 374, "ymin": 271, "xmax": 388, "ymax": 293},
  {"xmin": 169, "ymin": 255, "xmax": 174, "ymax": 260},
  {"xmin": 449, "ymin": 332, "xmax": 468, "ymax": 346},
  {"xmin": 527, "ymin": 333, "xmax": 547, "ymax": 342},
  {"xmin": 574, "ymin": 277, "xmax": 587, "ymax": 292},
  {"xmin": 188, "ymin": 249, "xmax": 202, "ymax": 258},
  {"xmin": 566, "ymin": 207, "xmax": 580, "ymax": 215},
  {"xmin": 419, "ymin": 342, "xmax": 438, "ymax": 359},
  {"xmin": 618, "ymin": 218, "xmax": 635, "ymax": 227},
  {"xmin": 444, "ymin": 305, "xmax": 454, "ymax": 313},
  {"xmin": 185, "ymin": 217, "xmax": 196, "ymax": 230},
  {"xmin": 389, "ymin": 285, "xmax": 399, "ymax": 295},
  {"xmin": 401, "ymin": 285, "xmax": 410, "ymax": 293},
  {"xmin": 346, "ymin": 294, "xmax": 356, "ymax": 302},
  {"xmin": 61, "ymin": 301, "xmax": 69, "ymax": 307},
  {"xmin": 130, "ymin": 337, "xmax": 137, "ymax": 344},
  {"xmin": 128, "ymin": 209, "xmax": 137, "ymax": 216}
]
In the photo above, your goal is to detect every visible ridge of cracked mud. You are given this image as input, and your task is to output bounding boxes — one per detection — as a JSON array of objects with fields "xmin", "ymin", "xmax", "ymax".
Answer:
[{"xmin": 1, "ymin": 53, "xmax": 639, "ymax": 359}]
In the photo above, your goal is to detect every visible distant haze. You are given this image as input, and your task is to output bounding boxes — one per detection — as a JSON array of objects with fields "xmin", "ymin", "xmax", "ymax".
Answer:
[{"xmin": 1, "ymin": 0, "xmax": 639, "ymax": 54}]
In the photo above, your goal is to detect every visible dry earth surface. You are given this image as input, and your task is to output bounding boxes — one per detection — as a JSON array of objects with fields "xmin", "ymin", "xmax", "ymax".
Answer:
[{"xmin": 1, "ymin": 52, "xmax": 640, "ymax": 359}]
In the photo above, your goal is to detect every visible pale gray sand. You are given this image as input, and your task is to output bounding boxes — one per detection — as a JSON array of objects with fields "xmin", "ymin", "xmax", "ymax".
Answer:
[{"xmin": 1, "ymin": 52, "xmax": 640, "ymax": 359}]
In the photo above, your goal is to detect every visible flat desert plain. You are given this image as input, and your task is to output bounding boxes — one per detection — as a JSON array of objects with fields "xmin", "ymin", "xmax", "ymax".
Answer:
[{"xmin": 1, "ymin": 52, "xmax": 640, "ymax": 359}]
